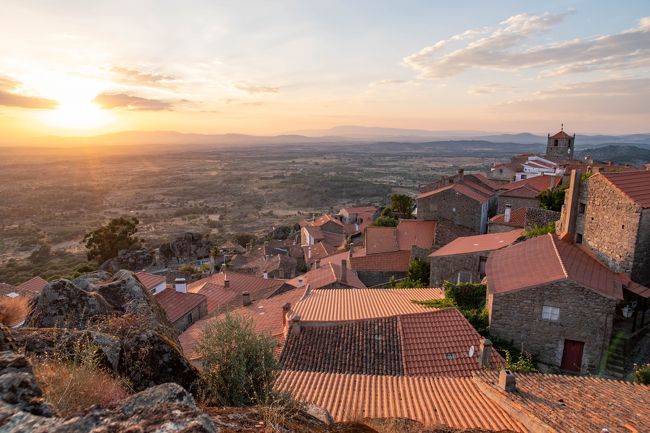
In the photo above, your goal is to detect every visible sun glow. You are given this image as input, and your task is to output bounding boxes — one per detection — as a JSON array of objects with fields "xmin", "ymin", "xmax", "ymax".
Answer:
[{"xmin": 38, "ymin": 75, "xmax": 114, "ymax": 130}]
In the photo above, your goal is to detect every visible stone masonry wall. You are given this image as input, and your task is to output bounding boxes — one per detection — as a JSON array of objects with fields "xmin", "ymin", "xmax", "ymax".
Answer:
[
  {"xmin": 433, "ymin": 218, "xmax": 477, "ymax": 248},
  {"xmin": 357, "ymin": 271, "xmax": 407, "ymax": 288},
  {"xmin": 632, "ymin": 209, "xmax": 650, "ymax": 285},
  {"xmin": 583, "ymin": 175, "xmax": 641, "ymax": 274},
  {"xmin": 488, "ymin": 280, "xmax": 616, "ymax": 373},
  {"xmin": 497, "ymin": 196, "xmax": 539, "ymax": 214},
  {"xmin": 417, "ymin": 189, "xmax": 482, "ymax": 232},
  {"xmin": 430, "ymin": 252, "xmax": 485, "ymax": 286}
]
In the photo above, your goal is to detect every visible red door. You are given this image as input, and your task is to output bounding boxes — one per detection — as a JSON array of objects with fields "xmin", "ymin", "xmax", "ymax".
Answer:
[{"xmin": 561, "ymin": 339, "xmax": 584, "ymax": 372}]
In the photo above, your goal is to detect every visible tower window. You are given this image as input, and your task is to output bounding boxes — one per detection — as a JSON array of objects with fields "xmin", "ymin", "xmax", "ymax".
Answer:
[{"xmin": 554, "ymin": 139, "xmax": 558, "ymax": 146}]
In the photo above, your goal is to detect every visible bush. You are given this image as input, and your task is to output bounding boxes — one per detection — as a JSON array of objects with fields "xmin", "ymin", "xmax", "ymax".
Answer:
[
  {"xmin": 0, "ymin": 296, "xmax": 29, "ymax": 326},
  {"xmin": 504, "ymin": 350, "xmax": 538, "ymax": 373},
  {"xmin": 417, "ymin": 282, "xmax": 489, "ymax": 334},
  {"xmin": 31, "ymin": 342, "xmax": 130, "ymax": 416},
  {"xmin": 407, "ymin": 258, "xmax": 430, "ymax": 286},
  {"xmin": 259, "ymin": 390, "xmax": 305, "ymax": 433},
  {"xmin": 538, "ymin": 187, "xmax": 566, "ymax": 212},
  {"xmin": 372, "ymin": 216, "xmax": 398, "ymax": 227},
  {"xmin": 525, "ymin": 222, "xmax": 556, "ymax": 238},
  {"xmin": 633, "ymin": 363, "xmax": 650, "ymax": 385},
  {"xmin": 197, "ymin": 315, "xmax": 277, "ymax": 406}
]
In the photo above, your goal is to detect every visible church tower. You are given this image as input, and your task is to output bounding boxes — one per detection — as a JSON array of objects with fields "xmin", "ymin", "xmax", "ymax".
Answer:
[{"xmin": 546, "ymin": 124, "xmax": 575, "ymax": 160}]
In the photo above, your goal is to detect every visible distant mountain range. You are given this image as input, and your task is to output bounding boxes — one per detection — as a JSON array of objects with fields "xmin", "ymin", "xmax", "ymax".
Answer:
[{"xmin": 578, "ymin": 145, "xmax": 650, "ymax": 165}]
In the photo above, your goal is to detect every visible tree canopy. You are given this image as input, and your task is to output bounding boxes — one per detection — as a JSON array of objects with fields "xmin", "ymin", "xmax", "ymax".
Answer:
[
  {"xmin": 538, "ymin": 187, "xmax": 566, "ymax": 212},
  {"xmin": 372, "ymin": 215, "xmax": 398, "ymax": 227},
  {"xmin": 390, "ymin": 194, "xmax": 415, "ymax": 218},
  {"xmin": 83, "ymin": 217, "xmax": 141, "ymax": 263}
]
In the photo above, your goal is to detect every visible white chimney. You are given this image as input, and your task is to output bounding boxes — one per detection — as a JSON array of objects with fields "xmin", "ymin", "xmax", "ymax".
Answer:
[
  {"xmin": 263, "ymin": 272, "xmax": 268, "ymax": 279},
  {"xmin": 224, "ymin": 274, "xmax": 230, "ymax": 288},
  {"xmin": 298, "ymin": 277, "xmax": 304, "ymax": 287},
  {"xmin": 307, "ymin": 248, "xmax": 312, "ymax": 259},
  {"xmin": 174, "ymin": 277, "xmax": 187, "ymax": 294},
  {"xmin": 504, "ymin": 205, "xmax": 512, "ymax": 223}
]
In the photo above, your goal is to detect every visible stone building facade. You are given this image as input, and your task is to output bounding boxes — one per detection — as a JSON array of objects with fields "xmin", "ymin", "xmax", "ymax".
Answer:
[
  {"xmin": 430, "ymin": 252, "xmax": 487, "ymax": 286},
  {"xmin": 496, "ymin": 193, "xmax": 539, "ymax": 215},
  {"xmin": 488, "ymin": 281, "xmax": 616, "ymax": 373},
  {"xmin": 417, "ymin": 188, "xmax": 490, "ymax": 233},
  {"xmin": 545, "ymin": 127, "xmax": 575, "ymax": 160}
]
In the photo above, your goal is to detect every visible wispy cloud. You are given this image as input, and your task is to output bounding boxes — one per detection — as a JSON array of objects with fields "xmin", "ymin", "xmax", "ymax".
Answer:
[
  {"xmin": 93, "ymin": 92, "xmax": 173, "ymax": 111},
  {"xmin": 0, "ymin": 75, "xmax": 58, "ymax": 109},
  {"xmin": 367, "ymin": 79, "xmax": 411, "ymax": 88},
  {"xmin": 111, "ymin": 66, "xmax": 176, "ymax": 86},
  {"xmin": 234, "ymin": 83, "xmax": 279, "ymax": 94},
  {"xmin": 403, "ymin": 12, "xmax": 650, "ymax": 78}
]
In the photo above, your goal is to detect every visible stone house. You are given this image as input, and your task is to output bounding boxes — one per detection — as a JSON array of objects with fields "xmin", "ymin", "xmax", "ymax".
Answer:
[
  {"xmin": 154, "ymin": 278, "xmax": 208, "ymax": 333},
  {"xmin": 429, "ymin": 229, "xmax": 522, "ymax": 286},
  {"xmin": 417, "ymin": 170, "xmax": 497, "ymax": 234},
  {"xmin": 557, "ymin": 169, "xmax": 650, "ymax": 286},
  {"xmin": 486, "ymin": 234, "xmax": 624, "ymax": 373},
  {"xmin": 496, "ymin": 175, "xmax": 562, "ymax": 214}
]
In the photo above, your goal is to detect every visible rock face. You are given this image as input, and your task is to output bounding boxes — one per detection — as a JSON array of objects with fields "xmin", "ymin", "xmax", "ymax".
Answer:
[
  {"xmin": 100, "ymin": 248, "xmax": 156, "ymax": 273},
  {"xmin": 15, "ymin": 271, "xmax": 198, "ymax": 392},
  {"xmin": 159, "ymin": 232, "xmax": 213, "ymax": 264}
]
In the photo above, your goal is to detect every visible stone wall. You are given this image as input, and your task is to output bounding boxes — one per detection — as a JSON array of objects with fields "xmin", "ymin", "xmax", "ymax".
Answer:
[
  {"xmin": 417, "ymin": 190, "xmax": 483, "ymax": 232},
  {"xmin": 433, "ymin": 218, "xmax": 477, "ymax": 248},
  {"xmin": 582, "ymin": 175, "xmax": 641, "ymax": 275},
  {"xmin": 357, "ymin": 271, "xmax": 407, "ymax": 288},
  {"xmin": 488, "ymin": 280, "xmax": 616, "ymax": 373},
  {"xmin": 430, "ymin": 252, "xmax": 486, "ymax": 286},
  {"xmin": 173, "ymin": 301, "xmax": 208, "ymax": 333},
  {"xmin": 632, "ymin": 209, "xmax": 650, "ymax": 285},
  {"xmin": 497, "ymin": 196, "xmax": 539, "ymax": 214}
]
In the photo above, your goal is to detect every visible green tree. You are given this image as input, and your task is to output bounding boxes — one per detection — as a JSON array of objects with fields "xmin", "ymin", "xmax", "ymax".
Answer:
[
  {"xmin": 390, "ymin": 194, "xmax": 415, "ymax": 218},
  {"xmin": 83, "ymin": 217, "xmax": 141, "ymax": 263},
  {"xmin": 235, "ymin": 233, "xmax": 256, "ymax": 248},
  {"xmin": 524, "ymin": 222, "xmax": 556, "ymax": 238},
  {"xmin": 407, "ymin": 258, "xmax": 430, "ymax": 286},
  {"xmin": 29, "ymin": 243, "xmax": 52, "ymax": 265},
  {"xmin": 372, "ymin": 216, "xmax": 398, "ymax": 227},
  {"xmin": 538, "ymin": 187, "xmax": 566, "ymax": 212},
  {"xmin": 197, "ymin": 315, "xmax": 277, "ymax": 406}
]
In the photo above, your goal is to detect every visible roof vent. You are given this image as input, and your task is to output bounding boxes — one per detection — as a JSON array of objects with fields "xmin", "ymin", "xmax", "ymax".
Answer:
[
  {"xmin": 499, "ymin": 369, "xmax": 516, "ymax": 393},
  {"xmin": 242, "ymin": 291, "xmax": 251, "ymax": 306}
]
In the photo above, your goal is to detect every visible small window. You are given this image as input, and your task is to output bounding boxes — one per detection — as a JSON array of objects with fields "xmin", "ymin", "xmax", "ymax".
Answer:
[
  {"xmin": 521, "ymin": 174, "xmax": 527, "ymax": 179},
  {"xmin": 622, "ymin": 225, "xmax": 625, "ymax": 229},
  {"xmin": 554, "ymin": 139, "xmax": 559, "ymax": 146},
  {"xmin": 446, "ymin": 352, "xmax": 456, "ymax": 360},
  {"xmin": 578, "ymin": 203, "xmax": 585, "ymax": 214},
  {"xmin": 186, "ymin": 313, "xmax": 194, "ymax": 325},
  {"xmin": 576, "ymin": 233, "xmax": 583, "ymax": 244},
  {"xmin": 542, "ymin": 306, "xmax": 560, "ymax": 321}
]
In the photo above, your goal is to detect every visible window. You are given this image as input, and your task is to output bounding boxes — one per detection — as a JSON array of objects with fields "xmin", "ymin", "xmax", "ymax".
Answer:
[
  {"xmin": 542, "ymin": 305, "xmax": 560, "ymax": 321},
  {"xmin": 578, "ymin": 203, "xmax": 585, "ymax": 214},
  {"xmin": 576, "ymin": 233, "xmax": 583, "ymax": 244},
  {"xmin": 186, "ymin": 313, "xmax": 194, "ymax": 325},
  {"xmin": 521, "ymin": 174, "xmax": 527, "ymax": 179},
  {"xmin": 554, "ymin": 139, "xmax": 558, "ymax": 146}
]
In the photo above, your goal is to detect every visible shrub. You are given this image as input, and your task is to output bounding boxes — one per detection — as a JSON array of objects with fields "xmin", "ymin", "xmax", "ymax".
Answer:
[
  {"xmin": 372, "ymin": 216, "xmax": 398, "ymax": 227},
  {"xmin": 525, "ymin": 222, "xmax": 556, "ymax": 238},
  {"xmin": 0, "ymin": 296, "xmax": 29, "ymax": 326},
  {"xmin": 504, "ymin": 350, "xmax": 538, "ymax": 373},
  {"xmin": 633, "ymin": 363, "xmax": 650, "ymax": 385},
  {"xmin": 31, "ymin": 342, "xmax": 130, "ymax": 416},
  {"xmin": 442, "ymin": 281, "xmax": 486, "ymax": 310},
  {"xmin": 407, "ymin": 258, "xmax": 430, "ymax": 286},
  {"xmin": 538, "ymin": 187, "xmax": 566, "ymax": 212},
  {"xmin": 197, "ymin": 314, "xmax": 277, "ymax": 406},
  {"xmin": 259, "ymin": 390, "xmax": 304, "ymax": 433}
]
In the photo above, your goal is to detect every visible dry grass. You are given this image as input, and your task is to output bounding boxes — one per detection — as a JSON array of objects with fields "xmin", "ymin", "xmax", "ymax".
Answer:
[
  {"xmin": 32, "ymin": 348, "xmax": 131, "ymax": 416},
  {"xmin": 0, "ymin": 296, "xmax": 29, "ymax": 326}
]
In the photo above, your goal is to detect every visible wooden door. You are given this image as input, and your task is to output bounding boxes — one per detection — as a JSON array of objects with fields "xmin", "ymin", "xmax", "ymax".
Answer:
[{"xmin": 561, "ymin": 339, "xmax": 584, "ymax": 372}]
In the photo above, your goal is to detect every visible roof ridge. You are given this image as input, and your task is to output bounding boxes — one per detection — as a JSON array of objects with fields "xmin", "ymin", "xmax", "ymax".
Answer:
[{"xmin": 549, "ymin": 235, "xmax": 568, "ymax": 279}]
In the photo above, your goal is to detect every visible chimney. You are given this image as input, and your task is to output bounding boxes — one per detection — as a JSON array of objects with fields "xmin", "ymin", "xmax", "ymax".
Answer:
[
  {"xmin": 608, "ymin": 160, "xmax": 612, "ymax": 167},
  {"xmin": 549, "ymin": 174, "xmax": 555, "ymax": 190},
  {"xmin": 341, "ymin": 259, "xmax": 348, "ymax": 284},
  {"xmin": 242, "ymin": 291, "xmax": 251, "ymax": 306},
  {"xmin": 290, "ymin": 315, "xmax": 301, "ymax": 335},
  {"xmin": 278, "ymin": 268, "xmax": 285, "ymax": 279},
  {"xmin": 315, "ymin": 260, "xmax": 320, "ymax": 269},
  {"xmin": 263, "ymin": 272, "xmax": 268, "ymax": 279},
  {"xmin": 504, "ymin": 205, "xmax": 512, "ymax": 223},
  {"xmin": 282, "ymin": 303, "xmax": 291, "ymax": 328},
  {"xmin": 224, "ymin": 274, "xmax": 230, "ymax": 288},
  {"xmin": 478, "ymin": 338, "xmax": 493, "ymax": 369},
  {"xmin": 499, "ymin": 369, "xmax": 517, "ymax": 393},
  {"xmin": 457, "ymin": 168, "xmax": 464, "ymax": 182},
  {"xmin": 298, "ymin": 277, "xmax": 304, "ymax": 287},
  {"xmin": 174, "ymin": 277, "xmax": 187, "ymax": 294},
  {"xmin": 307, "ymin": 248, "xmax": 312, "ymax": 259}
]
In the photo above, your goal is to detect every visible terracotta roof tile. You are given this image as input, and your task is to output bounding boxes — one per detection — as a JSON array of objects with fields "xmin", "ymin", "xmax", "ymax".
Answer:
[
  {"xmin": 431, "ymin": 230, "xmax": 523, "ymax": 257},
  {"xmin": 280, "ymin": 316, "xmax": 403, "ymax": 375},
  {"xmin": 154, "ymin": 287, "xmax": 206, "ymax": 322},
  {"xmin": 313, "ymin": 214, "xmax": 344, "ymax": 227},
  {"xmin": 396, "ymin": 220, "xmax": 436, "ymax": 250},
  {"xmin": 135, "ymin": 272, "xmax": 166, "ymax": 291},
  {"xmin": 498, "ymin": 184, "xmax": 541, "ymax": 199},
  {"xmin": 15, "ymin": 276, "xmax": 48, "ymax": 297},
  {"xmin": 180, "ymin": 288, "xmax": 305, "ymax": 359},
  {"xmin": 489, "ymin": 208, "xmax": 527, "ymax": 228},
  {"xmin": 303, "ymin": 242, "xmax": 338, "ymax": 265},
  {"xmin": 365, "ymin": 227, "xmax": 399, "ymax": 254},
  {"xmin": 188, "ymin": 271, "xmax": 288, "ymax": 313},
  {"xmin": 350, "ymin": 249, "xmax": 411, "ymax": 272},
  {"xmin": 399, "ymin": 309, "xmax": 504, "ymax": 376},
  {"xmin": 286, "ymin": 263, "xmax": 366, "ymax": 290},
  {"xmin": 599, "ymin": 170, "xmax": 650, "ymax": 208},
  {"xmin": 486, "ymin": 234, "xmax": 624, "ymax": 300},
  {"xmin": 276, "ymin": 370, "xmax": 526, "ymax": 431},
  {"xmin": 475, "ymin": 371, "xmax": 650, "ymax": 433},
  {"xmin": 550, "ymin": 130, "xmax": 572, "ymax": 139},
  {"xmin": 292, "ymin": 288, "xmax": 444, "ymax": 322},
  {"xmin": 499, "ymin": 175, "xmax": 561, "ymax": 193}
]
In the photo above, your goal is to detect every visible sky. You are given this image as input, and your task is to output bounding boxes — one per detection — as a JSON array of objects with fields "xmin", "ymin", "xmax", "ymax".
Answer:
[{"xmin": 0, "ymin": 0, "xmax": 649, "ymax": 139}]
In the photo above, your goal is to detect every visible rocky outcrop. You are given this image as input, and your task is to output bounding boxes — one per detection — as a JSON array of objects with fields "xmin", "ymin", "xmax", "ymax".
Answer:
[
  {"xmin": 100, "ymin": 248, "xmax": 156, "ymax": 273},
  {"xmin": 15, "ymin": 271, "xmax": 198, "ymax": 392},
  {"xmin": 159, "ymin": 232, "xmax": 213, "ymax": 264}
]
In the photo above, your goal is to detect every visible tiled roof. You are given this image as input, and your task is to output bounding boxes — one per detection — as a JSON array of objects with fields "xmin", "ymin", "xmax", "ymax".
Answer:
[
  {"xmin": 291, "ymin": 288, "xmax": 444, "ymax": 322},
  {"xmin": 417, "ymin": 181, "xmax": 493, "ymax": 204},
  {"xmin": 350, "ymin": 249, "xmax": 411, "ymax": 272},
  {"xmin": 303, "ymin": 242, "xmax": 338, "ymax": 264},
  {"xmin": 600, "ymin": 170, "xmax": 650, "ymax": 208},
  {"xmin": 281, "ymin": 309, "xmax": 504, "ymax": 378},
  {"xmin": 430, "ymin": 230, "xmax": 523, "ymax": 257},
  {"xmin": 280, "ymin": 316, "xmax": 403, "ymax": 375},
  {"xmin": 154, "ymin": 287, "xmax": 206, "ymax": 322},
  {"xmin": 276, "ymin": 370, "xmax": 525, "ymax": 431},
  {"xmin": 486, "ymin": 234, "xmax": 624, "ymax": 300},
  {"xmin": 318, "ymin": 250, "xmax": 351, "ymax": 267},
  {"xmin": 550, "ymin": 130, "xmax": 572, "ymax": 139},
  {"xmin": 365, "ymin": 227, "xmax": 399, "ymax": 254},
  {"xmin": 498, "ymin": 184, "xmax": 540, "ymax": 199},
  {"xmin": 499, "ymin": 175, "xmax": 561, "ymax": 193},
  {"xmin": 489, "ymin": 208, "xmax": 527, "ymax": 227},
  {"xmin": 475, "ymin": 371, "xmax": 650, "ymax": 433},
  {"xmin": 15, "ymin": 276, "xmax": 48, "ymax": 296},
  {"xmin": 340, "ymin": 206, "xmax": 377, "ymax": 215},
  {"xmin": 396, "ymin": 220, "xmax": 436, "ymax": 250},
  {"xmin": 622, "ymin": 274, "xmax": 650, "ymax": 298},
  {"xmin": 188, "ymin": 271, "xmax": 288, "ymax": 313},
  {"xmin": 321, "ymin": 231, "xmax": 346, "ymax": 249},
  {"xmin": 399, "ymin": 309, "xmax": 504, "ymax": 376},
  {"xmin": 180, "ymin": 287, "xmax": 305, "ymax": 359},
  {"xmin": 313, "ymin": 214, "xmax": 344, "ymax": 228},
  {"xmin": 303, "ymin": 225, "xmax": 324, "ymax": 240},
  {"xmin": 286, "ymin": 263, "xmax": 366, "ymax": 290},
  {"xmin": 135, "ymin": 272, "xmax": 166, "ymax": 291}
]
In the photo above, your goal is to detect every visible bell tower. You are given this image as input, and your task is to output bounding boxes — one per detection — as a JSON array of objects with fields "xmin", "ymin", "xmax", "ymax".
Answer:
[{"xmin": 546, "ymin": 124, "xmax": 575, "ymax": 160}]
